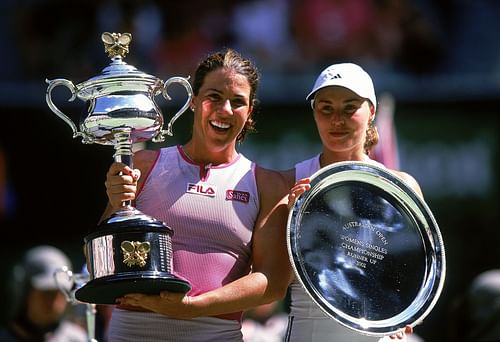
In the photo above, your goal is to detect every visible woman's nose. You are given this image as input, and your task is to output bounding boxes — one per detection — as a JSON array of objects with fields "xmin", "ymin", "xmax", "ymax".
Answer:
[
  {"xmin": 218, "ymin": 99, "xmax": 233, "ymax": 114},
  {"xmin": 331, "ymin": 111, "xmax": 344, "ymax": 124}
]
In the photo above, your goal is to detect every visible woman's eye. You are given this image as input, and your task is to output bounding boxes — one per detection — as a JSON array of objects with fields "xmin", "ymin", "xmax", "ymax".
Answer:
[
  {"xmin": 344, "ymin": 106, "xmax": 355, "ymax": 114},
  {"xmin": 231, "ymin": 99, "xmax": 247, "ymax": 108},
  {"xmin": 208, "ymin": 93, "xmax": 222, "ymax": 102},
  {"xmin": 318, "ymin": 105, "xmax": 333, "ymax": 114}
]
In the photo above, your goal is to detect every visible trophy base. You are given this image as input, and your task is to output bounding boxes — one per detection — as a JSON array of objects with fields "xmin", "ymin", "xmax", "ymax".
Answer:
[
  {"xmin": 80, "ymin": 207, "xmax": 191, "ymax": 305},
  {"xmin": 75, "ymin": 271, "xmax": 191, "ymax": 304}
]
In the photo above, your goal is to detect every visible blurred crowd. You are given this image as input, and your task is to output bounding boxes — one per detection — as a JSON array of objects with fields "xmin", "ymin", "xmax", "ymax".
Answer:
[
  {"xmin": 4, "ymin": 243, "xmax": 499, "ymax": 342},
  {"xmin": 0, "ymin": 0, "xmax": 461, "ymax": 83},
  {"xmin": 1, "ymin": 0, "xmax": 499, "ymax": 104}
]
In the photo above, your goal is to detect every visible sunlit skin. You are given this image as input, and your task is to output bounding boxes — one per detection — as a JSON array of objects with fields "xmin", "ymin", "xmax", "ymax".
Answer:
[
  {"xmin": 104, "ymin": 67, "xmax": 254, "ymax": 208},
  {"xmin": 185, "ymin": 68, "xmax": 253, "ymax": 165},
  {"xmin": 26, "ymin": 288, "xmax": 68, "ymax": 327},
  {"xmin": 287, "ymin": 86, "xmax": 377, "ymax": 208},
  {"xmin": 287, "ymin": 86, "xmax": 422, "ymax": 208},
  {"xmin": 313, "ymin": 86, "xmax": 374, "ymax": 164}
]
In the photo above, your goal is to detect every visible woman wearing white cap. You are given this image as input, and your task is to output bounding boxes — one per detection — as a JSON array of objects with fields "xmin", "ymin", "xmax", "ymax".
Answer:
[{"xmin": 282, "ymin": 63, "xmax": 421, "ymax": 341}]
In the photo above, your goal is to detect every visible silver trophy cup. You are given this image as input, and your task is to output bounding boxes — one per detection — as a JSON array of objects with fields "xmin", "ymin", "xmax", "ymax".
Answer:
[{"xmin": 46, "ymin": 32, "xmax": 192, "ymax": 304}]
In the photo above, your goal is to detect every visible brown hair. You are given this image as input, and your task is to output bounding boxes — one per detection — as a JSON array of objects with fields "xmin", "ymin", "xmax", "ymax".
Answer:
[{"xmin": 192, "ymin": 48, "xmax": 260, "ymax": 142}]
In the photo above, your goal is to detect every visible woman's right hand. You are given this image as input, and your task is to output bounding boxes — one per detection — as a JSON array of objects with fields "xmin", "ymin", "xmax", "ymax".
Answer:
[
  {"xmin": 104, "ymin": 162, "xmax": 141, "ymax": 209},
  {"xmin": 287, "ymin": 177, "xmax": 312, "ymax": 210}
]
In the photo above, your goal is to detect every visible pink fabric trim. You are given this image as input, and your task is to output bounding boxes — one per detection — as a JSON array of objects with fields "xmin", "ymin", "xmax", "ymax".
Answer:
[
  {"xmin": 176, "ymin": 144, "xmax": 241, "ymax": 169},
  {"xmin": 136, "ymin": 150, "xmax": 161, "ymax": 197}
]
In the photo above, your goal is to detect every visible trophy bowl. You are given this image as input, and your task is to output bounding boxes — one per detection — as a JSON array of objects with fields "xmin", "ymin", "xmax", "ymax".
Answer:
[
  {"xmin": 287, "ymin": 161, "xmax": 446, "ymax": 336},
  {"xmin": 46, "ymin": 32, "xmax": 192, "ymax": 304}
]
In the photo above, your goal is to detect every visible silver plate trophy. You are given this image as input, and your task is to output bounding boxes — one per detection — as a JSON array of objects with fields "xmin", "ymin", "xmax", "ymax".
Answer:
[
  {"xmin": 46, "ymin": 32, "xmax": 193, "ymax": 304},
  {"xmin": 287, "ymin": 161, "xmax": 446, "ymax": 337}
]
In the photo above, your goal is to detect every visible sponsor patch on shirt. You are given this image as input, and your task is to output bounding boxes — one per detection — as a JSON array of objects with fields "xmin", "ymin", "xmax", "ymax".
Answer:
[
  {"xmin": 226, "ymin": 189, "xmax": 250, "ymax": 203},
  {"xmin": 186, "ymin": 182, "xmax": 217, "ymax": 197}
]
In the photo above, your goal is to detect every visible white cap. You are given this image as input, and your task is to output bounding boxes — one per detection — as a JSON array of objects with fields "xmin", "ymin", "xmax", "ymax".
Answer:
[
  {"xmin": 23, "ymin": 245, "xmax": 73, "ymax": 291},
  {"xmin": 306, "ymin": 63, "xmax": 377, "ymax": 110}
]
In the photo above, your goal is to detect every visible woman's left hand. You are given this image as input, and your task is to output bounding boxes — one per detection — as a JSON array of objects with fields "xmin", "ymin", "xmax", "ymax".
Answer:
[
  {"xmin": 379, "ymin": 325, "xmax": 413, "ymax": 341},
  {"xmin": 287, "ymin": 177, "xmax": 311, "ymax": 210},
  {"xmin": 116, "ymin": 292, "xmax": 196, "ymax": 319}
]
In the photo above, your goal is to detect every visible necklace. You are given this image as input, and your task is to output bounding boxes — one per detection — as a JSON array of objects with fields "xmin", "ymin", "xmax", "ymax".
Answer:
[
  {"xmin": 180, "ymin": 144, "xmax": 238, "ymax": 166},
  {"xmin": 180, "ymin": 145, "xmax": 195, "ymax": 163}
]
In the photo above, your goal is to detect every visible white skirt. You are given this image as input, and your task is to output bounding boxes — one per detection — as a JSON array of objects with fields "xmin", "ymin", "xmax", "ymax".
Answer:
[
  {"xmin": 286, "ymin": 280, "xmax": 384, "ymax": 342},
  {"xmin": 107, "ymin": 308, "xmax": 242, "ymax": 342}
]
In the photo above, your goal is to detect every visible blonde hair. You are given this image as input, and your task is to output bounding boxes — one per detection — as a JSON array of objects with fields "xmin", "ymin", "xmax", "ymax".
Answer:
[{"xmin": 364, "ymin": 120, "xmax": 379, "ymax": 154}]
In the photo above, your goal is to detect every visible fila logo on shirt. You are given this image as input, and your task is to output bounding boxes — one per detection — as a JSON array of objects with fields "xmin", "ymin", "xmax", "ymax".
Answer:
[{"xmin": 186, "ymin": 182, "xmax": 217, "ymax": 197}]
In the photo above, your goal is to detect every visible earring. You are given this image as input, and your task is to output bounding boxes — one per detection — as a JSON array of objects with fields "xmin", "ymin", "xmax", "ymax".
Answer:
[{"xmin": 190, "ymin": 106, "xmax": 195, "ymax": 111}]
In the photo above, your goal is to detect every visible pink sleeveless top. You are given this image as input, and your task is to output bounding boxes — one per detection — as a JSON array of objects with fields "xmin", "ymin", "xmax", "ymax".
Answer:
[{"xmin": 135, "ymin": 145, "xmax": 259, "ymax": 321}]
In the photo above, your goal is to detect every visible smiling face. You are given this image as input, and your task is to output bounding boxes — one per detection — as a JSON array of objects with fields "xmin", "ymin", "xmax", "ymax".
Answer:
[
  {"xmin": 312, "ymin": 86, "xmax": 375, "ymax": 159},
  {"xmin": 190, "ymin": 67, "xmax": 253, "ymax": 161}
]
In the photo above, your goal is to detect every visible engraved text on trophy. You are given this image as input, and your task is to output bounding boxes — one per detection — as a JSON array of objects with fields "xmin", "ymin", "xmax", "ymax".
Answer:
[{"xmin": 340, "ymin": 221, "xmax": 389, "ymax": 269}]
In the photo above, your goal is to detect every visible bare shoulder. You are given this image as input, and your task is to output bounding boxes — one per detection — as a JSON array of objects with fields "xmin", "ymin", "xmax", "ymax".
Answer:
[
  {"xmin": 255, "ymin": 166, "xmax": 290, "ymax": 200},
  {"xmin": 280, "ymin": 168, "xmax": 296, "ymax": 189},
  {"xmin": 391, "ymin": 169, "xmax": 423, "ymax": 198}
]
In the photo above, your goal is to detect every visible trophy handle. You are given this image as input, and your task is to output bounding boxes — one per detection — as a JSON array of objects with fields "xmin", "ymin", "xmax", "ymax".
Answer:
[
  {"xmin": 154, "ymin": 76, "xmax": 193, "ymax": 142},
  {"xmin": 45, "ymin": 78, "xmax": 86, "ymax": 141}
]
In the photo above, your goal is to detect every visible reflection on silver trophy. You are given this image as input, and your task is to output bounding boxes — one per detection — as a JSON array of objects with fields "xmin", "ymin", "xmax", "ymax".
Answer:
[{"xmin": 46, "ymin": 32, "xmax": 193, "ymax": 305}]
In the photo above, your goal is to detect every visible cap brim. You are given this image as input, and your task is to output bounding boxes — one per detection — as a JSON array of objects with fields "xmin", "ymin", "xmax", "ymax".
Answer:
[
  {"xmin": 306, "ymin": 82, "xmax": 376, "ymax": 111},
  {"xmin": 32, "ymin": 273, "xmax": 72, "ymax": 291},
  {"xmin": 306, "ymin": 79, "xmax": 356, "ymax": 101}
]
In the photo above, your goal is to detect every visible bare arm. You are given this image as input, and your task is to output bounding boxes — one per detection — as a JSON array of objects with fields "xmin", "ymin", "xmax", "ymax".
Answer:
[
  {"xmin": 189, "ymin": 167, "xmax": 292, "ymax": 315},
  {"xmin": 117, "ymin": 166, "xmax": 293, "ymax": 318}
]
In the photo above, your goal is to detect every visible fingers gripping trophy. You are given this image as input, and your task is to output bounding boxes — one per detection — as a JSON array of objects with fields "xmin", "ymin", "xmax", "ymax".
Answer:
[{"xmin": 46, "ymin": 32, "xmax": 193, "ymax": 304}]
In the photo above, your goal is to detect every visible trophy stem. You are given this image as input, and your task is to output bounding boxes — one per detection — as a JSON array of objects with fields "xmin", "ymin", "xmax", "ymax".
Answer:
[
  {"xmin": 113, "ymin": 128, "xmax": 134, "ymax": 167},
  {"xmin": 113, "ymin": 128, "xmax": 134, "ymax": 208}
]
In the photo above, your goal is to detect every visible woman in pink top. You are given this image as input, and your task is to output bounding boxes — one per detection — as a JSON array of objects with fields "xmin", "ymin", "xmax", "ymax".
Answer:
[{"xmin": 101, "ymin": 49, "xmax": 292, "ymax": 341}]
